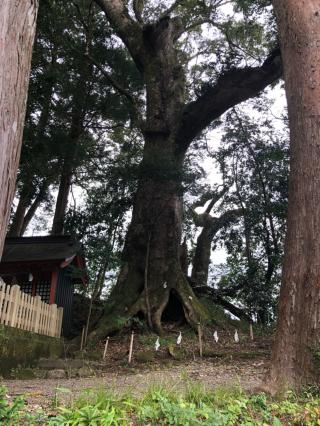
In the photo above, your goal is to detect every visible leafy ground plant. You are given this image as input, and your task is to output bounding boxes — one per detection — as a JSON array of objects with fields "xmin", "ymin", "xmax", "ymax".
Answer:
[{"xmin": 2, "ymin": 383, "xmax": 320, "ymax": 425}]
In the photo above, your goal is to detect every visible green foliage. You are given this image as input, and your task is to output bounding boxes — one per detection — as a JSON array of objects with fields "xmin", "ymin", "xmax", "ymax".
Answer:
[
  {"xmin": 0, "ymin": 385, "xmax": 48, "ymax": 425},
  {"xmin": 211, "ymin": 99, "xmax": 289, "ymax": 324},
  {"xmin": 13, "ymin": 0, "xmax": 143, "ymax": 235},
  {"xmin": 3, "ymin": 383, "xmax": 320, "ymax": 425},
  {"xmin": 64, "ymin": 130, "xmax": 142, "ymax": 299},
  {"xmin": 0, "ymin": 386, "xmax": 25, "ymax": 425}
]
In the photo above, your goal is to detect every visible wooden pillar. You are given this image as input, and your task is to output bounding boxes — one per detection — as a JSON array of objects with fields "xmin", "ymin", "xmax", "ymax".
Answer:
[
  {"xmin": 49, "ymin": 269, "xmax": 58, "ymax": 305},
  {"xmin": 31, "ymin": 276, "xmax": 37, "ymax": 297}
]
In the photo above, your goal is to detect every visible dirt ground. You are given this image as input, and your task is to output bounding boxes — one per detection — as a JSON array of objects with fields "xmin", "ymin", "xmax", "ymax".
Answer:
[
  {"xmin": 3, "ymin": 359, "xmax": 268, "ymax": 411},
  {"xmin": 2, "ymin": 329, "xmax": 271, "ymax": 412}
]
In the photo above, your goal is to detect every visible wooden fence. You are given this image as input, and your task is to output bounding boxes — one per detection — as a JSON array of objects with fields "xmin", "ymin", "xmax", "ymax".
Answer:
[{"xmin": 0, "ymin": 280, "xmax": 63, "ymax": 338}]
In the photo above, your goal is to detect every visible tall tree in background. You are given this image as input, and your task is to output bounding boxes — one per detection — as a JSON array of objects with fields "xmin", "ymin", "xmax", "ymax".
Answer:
[
  {"xmin": 89, "ymin": 0, "xmax": 282, "ymax": 338},
  {"xmin": 0, "ymin": 0, "xmax": 38, "ymax": 256},
  {"xmin": 9, "ymin": 0, "xmax": 140, "ymax": 236},
  {"xmin": 269, "ymin": 0, "xmax": 320, "ymax": 390},
  {"xmin": 212, "ymin": 104, "xmax": 288, "ymax": 323}
]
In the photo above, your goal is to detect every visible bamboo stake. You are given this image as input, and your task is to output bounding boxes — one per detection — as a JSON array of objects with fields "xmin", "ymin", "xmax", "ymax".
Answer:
[
  {"xmin": 249, "ymin": 323, "xmax": 254, "ymax": 341},
  {"xmin": 80, "ymin": 326, "xmax": 85, "ymax": 351},
  {"xmin": 128, "ymin": 331, "xmax": 134, "ymax": 364},
  {"xmin": 198, "ymin": 323, "xmax": 203, "ymax": 358},
  {"xmin": 103, "ymin": 337, "xmax": 110, "ymax": 359},
  {"xmin": 144, "ymin": 233, "xmax": 152, "ymax": 329}
]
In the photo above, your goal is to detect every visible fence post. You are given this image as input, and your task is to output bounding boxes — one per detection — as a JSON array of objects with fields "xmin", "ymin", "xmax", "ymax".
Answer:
[
  {"xmin": 49, "ymin": 304, "xmax": 57, "ymax": 337},
  {"xmin": 0, "ymin": 284, "xmax": 11, "ymax": 324},
  {"xmin": 0, "ymin": 279, "xmax": 6, "ymax": 317},
  {"xmin": 0, "ymin": 282, "xmax": 63, "ymax": 338},
  {"xmin": 198, "ymin": 323, "xmax": 203, "ymax": 358},
  {"xmin": 8, "ymin": 285, "xmax": 20, "ymax": 327},
  {"xmin": 33, "ymin": 296, "xmax": 42, "ymax": 334},
  {"xmin": 57, "ymin": 307, "xmax": 63, "ymax": 337}
]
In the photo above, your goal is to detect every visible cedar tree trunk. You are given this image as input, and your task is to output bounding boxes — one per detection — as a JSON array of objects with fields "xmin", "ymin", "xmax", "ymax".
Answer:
[
  {"xmin": 51, "ymin": 109, "xmax": 84, "ymax": 235},
  {"xmin": 51, "ymin": 57, "xmax": 91, "ymax": 235},
  {"xmin": 20, "ymin": 181, "xmax": 48, "ymax": 234},
  {"xmin": 9, "ymin": 179, "xmax": 48, "ymax": 236},
  {"xmin": 51, "ymin": 164, "xmax": 72, "ymax": 235},
  {"xmin": 90, "ymin": 0, "xmax": 282, "ymax": 339},
  {"xmin": 269, "ymin": 0, "xmax": 320, "ymax": 390},
  {"xmin": 8, "ymin": 185, "xmax": 33, "ymax": 237},
  {"xmin": 0, "ymin": 0, "xmax": 38, "ymax": 257}
]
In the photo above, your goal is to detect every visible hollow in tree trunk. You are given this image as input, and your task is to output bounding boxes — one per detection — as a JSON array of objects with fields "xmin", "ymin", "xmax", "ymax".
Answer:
[{"xmin": 269, "ymin": 0, "xmax": 320, "ymax": 390}]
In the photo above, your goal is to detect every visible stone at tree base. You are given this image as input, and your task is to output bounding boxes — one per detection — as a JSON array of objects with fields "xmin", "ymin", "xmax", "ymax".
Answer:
[
  {"xmin": 167, "ymin": 343, "xmax": 187, "ymax": 360},
  {"xmin": 38, "ymin": 358, "xmax": 84, "ymax": 369},
  {"xmin": 9, "ymin": 368, "xmax": 37, "ymax": 380},
  {"xmin": 135, "ymin": 351, "xmax": 155, "ymax": 363},
  {"xmin": 46, "ymin": 369, "xmax": 66, "ymax": 379},
  {"xmin": 65, "ymin": 369, "xmax": 78, "ymax": 378},
  {"xmin": 0, "ymin": 325, "xmax": 63, "ymax": 378},
  {"xmin": 78, "ymin": 366, "xmax": 94, "ymax": 377}
]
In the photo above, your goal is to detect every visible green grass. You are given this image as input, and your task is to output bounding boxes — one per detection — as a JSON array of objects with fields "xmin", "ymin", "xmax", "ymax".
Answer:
[{"xmin": 2, "ymin": 383, "xmax": 320, "ymax": 425}]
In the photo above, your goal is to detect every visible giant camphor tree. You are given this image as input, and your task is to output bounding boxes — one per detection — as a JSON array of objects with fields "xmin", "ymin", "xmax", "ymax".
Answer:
[
  {"xmin": 268, "ymin": 0, "xmax": 320, "ymax": 390},
  {"xmin": 0, "ymin": 0, "xmax": 38, "ymax": 257},
  {"xmin": 88, "ymin": 0, "xmax": 283, "ymax": 339}
]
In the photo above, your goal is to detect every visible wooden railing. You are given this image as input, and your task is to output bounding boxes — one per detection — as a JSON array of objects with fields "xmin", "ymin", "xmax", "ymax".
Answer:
[{"xmin": 0, "ymin": 280, "xmax": 63, "ymax": 338}]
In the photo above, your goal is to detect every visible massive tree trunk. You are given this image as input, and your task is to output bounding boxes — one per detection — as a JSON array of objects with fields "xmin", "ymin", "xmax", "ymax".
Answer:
[
  {"xmin": 90, "ymin": 0, "xmax": 282, "ymax": 340},
  {"xmin": 269, "ymin": 0, "xmax": 320, "ymax": 390},
  {"xmin": 0, "ymin": 0, "xmax": 38, "ymax": 257},
  {"xmin": 90, "ymin": 17, "xmax": 209, "ymax": 339}
]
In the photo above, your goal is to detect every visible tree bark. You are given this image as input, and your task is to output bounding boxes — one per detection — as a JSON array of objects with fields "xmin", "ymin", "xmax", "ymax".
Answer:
[
  {"xmin": 0, "ymin": 0, "xmax": 38, "ymax": 257},
  {"xmin": 269, "ymin": 0, "xmax": 320, "ymax": 390}
]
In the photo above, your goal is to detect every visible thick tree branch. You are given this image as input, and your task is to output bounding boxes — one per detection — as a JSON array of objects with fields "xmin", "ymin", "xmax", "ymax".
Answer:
[
  {"xmin": 176, "ymin": 48, "xmax": 282, "ymax": 152},
  {"xmin": 85, "ymin": 53, "xmax": 144, "ymax": 127},
  {"xmin": 161, "ymin": 0, "xmax": 184, "ymax": 18},
  {"xmin": 191, "ymin": 208, "xmax": 242, "ymax": 286},
  {"xmin": 133, "ymin": 0, "xmax": 144, "ymax": 24},
  {"xmin": 192, "ymin": 185, "xmax": 230, "ymax": 215},
  {"xmin": 194, "ymin": 286, "xmax": 251, "ymax": 322},
  {"xmin": 94, "ymin": 0, "xmax": 144, "ymax": 72}
]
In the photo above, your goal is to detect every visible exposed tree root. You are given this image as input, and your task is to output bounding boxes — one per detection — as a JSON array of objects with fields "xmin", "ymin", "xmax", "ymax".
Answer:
[{"xmin": 87, "ymin": 264, "xmax": 209, "ymax": 343}]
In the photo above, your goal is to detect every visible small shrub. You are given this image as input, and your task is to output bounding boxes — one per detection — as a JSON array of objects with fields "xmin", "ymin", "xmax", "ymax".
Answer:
[{"xmin": 0, "ymin": 386, "xmax": 25, "ymax": 425}]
